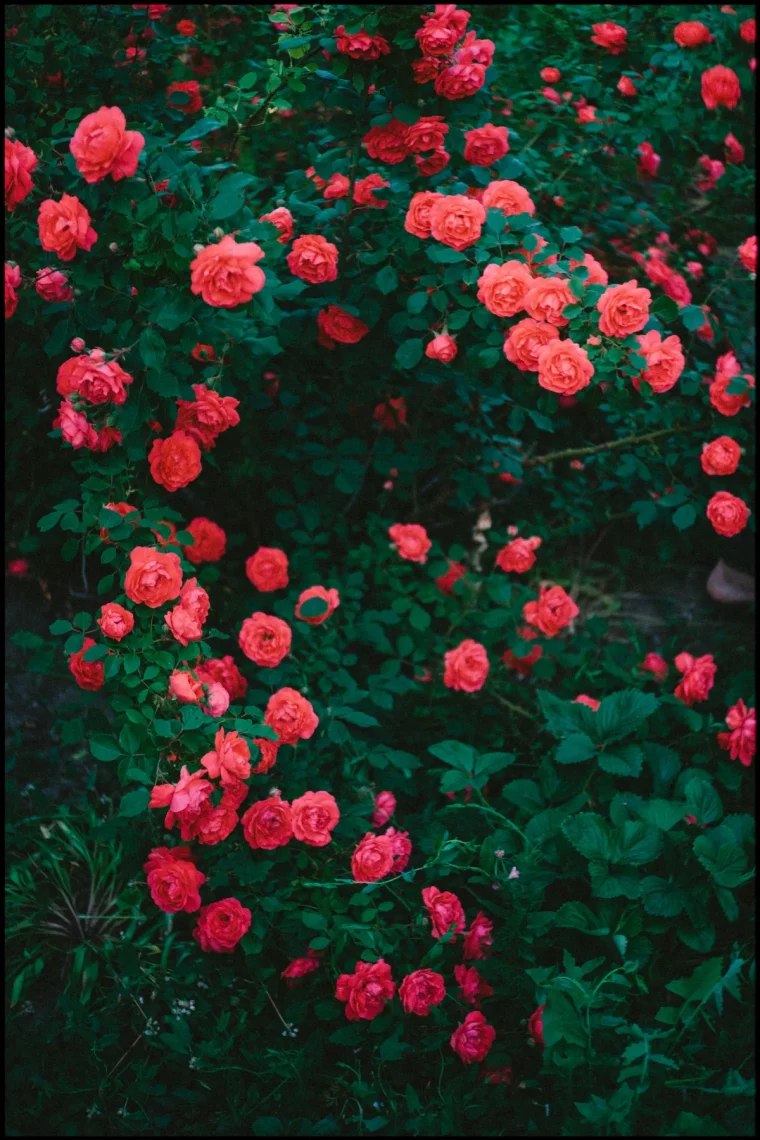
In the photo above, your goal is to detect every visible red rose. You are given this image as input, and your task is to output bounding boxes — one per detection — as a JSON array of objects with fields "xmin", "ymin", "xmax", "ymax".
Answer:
[
  {"xmin": 639, "ymin": 652, "xmax": 668, "ymax": 682},
  {"xmin": 361, "ymin": 119, "xmax": 410, "ymax": 165},
  {"xmin": 184, "ymin": 517, "xmax": 227, "ymax": 563},
  {"xmin": 463, "ymin": 124, "xmax": 509, "ymax": 166},
  {"xmin": 351, "ymin": 832, "xmax": 394, "ymax": 882},
  {"xmin": 706, "ymin": 490, "xmax": 750, "ymax": 537},
  {"xmin": 265, "ymin": 687, "xmax": 319, "ymax": 745},
  {"xmin": 425, "ymin": 333, "xmax": 457, "ymax": 362},
  {"xmin": 282, "ymin": 948, "xmax": 321, "ymax": 986},
  {"xmin": 69, "ymin": 636, "xmax": 105, "ymax": 691},
  {"xmin": 443, "ymin": 639, "xmax": 489, "ymax": 693},
  {"xmin": 523, "ymin": 584, "xmax": 579, "ymax": 637},
  {"xmin": 528, "ymin": 1003, "xmax": 545, "ymax": 1046},
  {"xmin": 148, "ymin": 432, "xmax": 202, "ymax": 492},
  {"xmin": 123, "ymin": 547, "xmax": 183, "ymax": 607},
  {"xmin": 193, "ymin": 898, "xmax": 251, "ymax": 953},
  {"xmin": 241, "ymin": 796, "xmax": 293, "ymax": 850},
  {"xmin": 175, "ymin": 383, "xmax": 240, "ymax": 450},
  {"xmin": 674, "ymin": 652, "xmax": 716, "ymax": 706},
  {"xmin": 591, "ymin": 21, "xmax": 627, "ymax": 53},
  {"xmin": 295, "ymin": 585, "xmax": 340, "ymax": 625},
  {"xmin": 717, "ymin": 699, "xmax": 755, "ymax": 766},
  {"xmin": 422, "ymin": 885, "xmax": 466, "ymax": 939},
  {"xmin": 701, "ymin": 65, "xmax": 740, "ymax": 110},
  {"xmin": 374, "ymin": 398, "xmax": 407, "ymax": 431},
  {"xmin": 97, "ymin": 602, "xmax": 134, "ymax": 641},
  {"xmin": 334, "ymin": 25, "xmax": 390, "ymax": 60},
  {"xmin": 436, "ymin": 561, "xmax": 466, "ymax": 595},
  {"xmin": 451, "ymin": 1011, "xmax": 496, "ymax": 1063},
  {"xmin": 238, "ymin": 612, "xmax": 292, "ymax": 667},
  {"xmin": 399, "ymin": 969, "xmax": 446, "ymax": 1015},
  {"xmin": 286, "ymin": 234, "xmax": 339, "ymax": 284},
  {"xmin": 462, "ymin": 911, "xmax": 494, "ymax": 960},
  {"xmin": 144, "ymin": 846, "xmax": 205, "ymax": 912},
  {"xmin": 335, "ymin": 959, "xmax": 396, "ymax": 1021},
  {"xmin": 496, "ymin": 536, "xmax": 541, "ymax": 574},
  {"xmin": 167, "ymin": 80, "xmax": 202, "ymax": 114},
  {"xmin": 700, "ymin": 436, "xmax": 741, "ymax": 476},
  {"xmin": 246, "ymin": 547, "xmax": 289, "ymax": 591},
  {"xmin": 291, "ymin": 790, "xmax": 340, "ymax": 846},
  {"xmin": 455, "ymin": 963, "xmax": 495, "ymax": 1006},
  {"xmin": 317, "ymin": 305, "xmax": 369, "ymax": 345}
]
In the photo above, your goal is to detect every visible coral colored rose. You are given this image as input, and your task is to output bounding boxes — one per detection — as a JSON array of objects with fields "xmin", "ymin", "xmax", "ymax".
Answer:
[
  {"xmin": 124, "ymin": 546, "xmax": 182, "ymax": 608},
  {"xmin": 701, "ymin": 436, "xmax": 741, "ymax": 477},
  {"xmin": 251, "ymin": 737, "xmax": 279, "ymax": 775},
  {"xmin": 639, "ymin": 652, "xmax": 669, "ymax": 682},
  {"xmin": 144, "ymin": 847, "xmax": 205, "ymax": 913},
  {"xmin": 193, "ymin": 803, "xmax": 239, "ymax": 846},
  {"xmin": 463, "ymin": 124, "xmax": 509, "ymax": 167},
  {"xmin": 451, "ymin": 1011, "xmax": 496, "ymax": 1064},
  {"xmin": 150, "ymin": 766, "xmax": 212, "ymax": 820},
  {"xmin": 463, "ymin": 911, "xmax": 494, "ymax": 960},
  {"xmin": 524, "ymin": 277, "xmax": 576, "ymax": 327},
  {"xmin": 706, "ymin": 491, "xmax": 750, "ymax": 537},
  {"xmin": 336, "ymin": 959, "xmax": 395, "ymax": 1021},
  {"xmin": 697, "ymin": 155, "xmax": 725, "ymax": 192},
  {"xmin": 384, "ymin": 826, "xmax": 412, "ymax": 872},
  {"xmin": 38, "ymin": 194, "xmax": 98, "ymax": 261},
  {"xmin": 5, "ymin": 137, "xmax": 37, "ymax": 211},
  {"xmin": 389, "ymin": 523, "xmax": 431, "ymax": 563},
  {"xmin": 175, "ymin": 383, "xmax": 240, "ymax": 450},
  {"xmin": 53, "ymin": 400, "xmax": 97, "ymax": 449},
  {"xmin": 617, "ymin": 75, "xmax": 637, "ymax": 96},
  {"xmin": 149, "ymin": 432, "xmax": 202, "ymax": 492},
  {"xmin": 422, "ymin": 885, "xmax": 466, "ymax": 939},
  {"xmin": 455, "ymin": 963, "xmax": 495, "ymax": 1006},
  {"xmin": 374, "ymin": 397, "xmax": 407, "ymax": 431},
  {"xmin": 429, "ymin": 195, "xmax": 486, "ymax": 251},
  {"xmin": 412, "ymin": 56, "xmax": 443, "ymax": 84},
  {"xmin": 239, "ymin": 612, "xmax": 292, "ymax": 667},
  {"xmin": 197, "ymin": 656, "xmax": 247, "ymax": 703},
  {"xmin": 674, "ymin": 652, "xmax": 716, "ymax": 705},
  {"xmin": 165, "ymin": 605, "xmax": 203, "ymax": 647},
  {"xmin": 295, "ymin": 586, "xmax": 340, "ymax": 625},
  {"xmin": 35, "ymin": 267, "xmax": 73, "ymax": 302},
  {"xmin": 496, "ymin": 536, "xmax": 542, "ymax": 573},
  {"xmin": 632, "ymin": 330, "xmax": 685, "ymax": 394},
  {"xmin": 738, "ymin": 236, "xmax": 757, "ymax": 273},
  {"xmin": 70, "ymin": 106, "xmax": 144, "ymax": 184},
  {"xmin": 8, "ymin": 559, "xmax": 30, "ymax": 576},
  {"xmin": 543, "ymin": 85, "xmax": 562, "ymax": 104},
  {"xmin": 637, "ymin": 141, "xmax": 661, "ymax": 178},
  {"xmin": 412, "ymin": 143, "xmax": 449, "ymax": 176},
  {"xmin": 701, "ymin": 65, "xmax": 740, "ymax": 109},
  {"xmin": 5, "ymin": 263, "xmax": 21, "ymax": 318},
  {"xmin": 362, "ymin": 119, "xmax": 410, "ymax": 164},
  {"xmin": 97, "ymin": 602, "xmax": 134, "ymax": 641},
  {"xmin": 477, "ymin": 261, "xmax": 533, "ymax": 318},
  {"xmin": 246, "ymin": 547, "xmax": 289, "ymax": 591},
  {"xmin": 717, "ymin": 699, "xmax": 755, "ymax": 766},
  {"xmin": 176, "ymin": 18, "xmax": 196, "ymax": 35},
  {"xmin": 334, "ymin": 24, "xmax": 390, "ymax": 59},
  {"xmin": 674, "ymin": 21, "xmax": 713, "ymax": 47},
  {"xmin": 415, "ymin": 17, "xmax": 461, "ymax": 56},
  {"xmin": 725, "ymin": 133, "xmax": 745, "ymax": 164},
  {"xmin": 482, "ymin": 179, "xmax": 535, "ymax": 217},
  {"xmin": 193, "ymin": 898, "xmax": 251, "ymax": 953},
  {"xmin": 575, "ymin": 693, "xmax": 601, "ymax": 710},
  {"xmin": 372, "ymin": 790, "xmax": 396, "ymax": 828},
  {"xmin": 286, "ymin": 234, "xmax": 339, "ymax": 284},
  {"xmin": 435, "ymin": 62, "xmax": 486, "ymax": 100},
  {"xmin": 69, "ymin": 637, "xmax": 105, "ymax": 691},
  {"xmin": 291, "ymin": 790, "xmax": 340, "ymax": 846},
  {"xmin": 317, "ymin": 305, "xmax": 368, "ymax": 345},
  {"xmin": 259, "ymin": 205, "xmax": 294, "ymax": 244},
  {"xmin": 282, "ymin": 948, "xmax": 321, "ymax": 985},
  {"xmin": 597, "ymin": 279, "xmax": 651, "ymax": 337},
  {"xmin": 424, "ymin": 4, "xmax": 471, "ymax": 39},
  {"xmin": 528, "ymin": 1003, "xmax": 545, "ymax": 1046},
  {"xmin": 570, "ymin": 253, "xmax": 609, "ymax": 286},
  {"xmin": 167, "ymin": 80, "xmax": 202, "ymax": 114},
  {"xmin": 709, "ymin": 372, "xmax": 754, "ymax": 416},
  {"xmin": 204, "ymin": 681, "xmax": 231, "ymax": 718},
  {"xmin": 353, "ymin": 173, "xmax": 390, "ymax": 208},
  {"xmin": 405, "ymin": 115, "xmax": 449, "ymax": 154},
  {"xmin": 504, "ymin": 317, "xmax": 559, "ymax": 371},
  {"xmin": 184, "ymin": 517, "xmax": 226, "ymax": 564},
  {"xmin": 265, "ymin": 687, "xmax": 319, "ymax": 745},
  {"xmin": 399, "ymin": 969, "xmax": 446, "ymax": 1015},
  {"xmin": 190, "ymin": 234, "xmax": 265, "ymax": 307},
  {"xmin": 168, "ymin": 670, "xmax": 204, "ymax": 703},
  {"xmin": 740, "ymin": 18, "xmax": 756, "ymax": 41},
  {"xmin": 591, "ymin": 22, "xmax": 627, "ymax": 53},
  {"xmin": 456, "ymin": 31, "xmax": 495, "ymax": 67},
  {"xmin": 241, "ymin": 795, "xmax": 293, "ymax": 849},
  {"xmin": 537, "ymin": 338, "xmax": 594, "ymax": 395},
  {"xmin": 425, "ymin": 333, "xmax": 457, "ymax": 362},
  {"xmin": 351, "ymin": 832, "xmax": 395, "ymax": 882},
  {"xmin": 436, "ymin": 561, "xmax": 466, "ymax": 595},
  {"xmin": 55, "ymin": 353, "xmax": 133, "ymax": 405},
  {"xmin": 404, "ymin": 191, "xmax": 443, "ymax": 238},
  {"xmin": 323, "ymin": 172, "xmax": 350, "ymax": 201},
  {"xmin": 523, "ymin": 584, "xmax": 579, "ymax": 637}
]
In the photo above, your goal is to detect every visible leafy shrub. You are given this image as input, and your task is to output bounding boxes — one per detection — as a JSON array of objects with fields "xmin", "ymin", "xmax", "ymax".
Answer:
[{"xmin": 5, "ymin": 3, "xmax": 755, "ymax": 1136}]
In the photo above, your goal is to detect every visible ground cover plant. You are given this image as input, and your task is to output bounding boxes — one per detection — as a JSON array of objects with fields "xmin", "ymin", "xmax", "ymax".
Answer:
[{"xmin": 4, "ymin": 3, "xmax": 756, "ymax": 1136}]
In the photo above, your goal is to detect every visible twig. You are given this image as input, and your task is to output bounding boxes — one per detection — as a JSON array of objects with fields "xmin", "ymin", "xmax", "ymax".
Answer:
[{"xmin": 524, "ymin": 424, "xmax": 695, "ymax": 468}]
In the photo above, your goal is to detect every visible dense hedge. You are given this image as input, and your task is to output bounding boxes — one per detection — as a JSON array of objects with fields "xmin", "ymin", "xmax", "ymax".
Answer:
[{"xmin": 5, "ymin": 4, "xmax": 755, "ymax": 1136}]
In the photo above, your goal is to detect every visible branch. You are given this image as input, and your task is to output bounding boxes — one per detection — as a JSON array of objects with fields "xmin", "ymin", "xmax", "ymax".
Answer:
[{"xmin": 524, "ymin": 424, "xmax": 695, "ymax": 468}]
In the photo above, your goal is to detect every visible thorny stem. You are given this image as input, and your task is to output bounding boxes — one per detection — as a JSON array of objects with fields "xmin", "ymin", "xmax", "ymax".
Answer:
[{"xmin": 524, "ymin": 424, "xmax": 696, "ymax": 468}]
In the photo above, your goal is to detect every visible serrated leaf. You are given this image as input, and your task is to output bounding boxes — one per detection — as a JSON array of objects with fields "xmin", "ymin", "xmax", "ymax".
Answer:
[
  {"xmin": 428, "ymin": 740, "xmax": 477, "ymax": 772},
  {"xmin": 640, "ymin": 876, "xmax": 688, "ymax": 916},
  {"xmin": 119, "ymin": 787, "xmax": 150, "ymax": 817},
  {"xmin": 562, "ymin": 813, "xmax": 611, "ymax": 861},
  {"xmin": 593, "ymin": 690, "xmax": 658, "ymax": 744},
  {"xmin": 598, "ymin": 744, "xmax": 643, "ymax": 777},
  {"xmin": 556, "ymin": 733, "xmax": 597, "ymax": 764}
]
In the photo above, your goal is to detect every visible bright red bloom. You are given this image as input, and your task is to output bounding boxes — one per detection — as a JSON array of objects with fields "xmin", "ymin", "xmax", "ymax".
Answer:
[
  {"xmin": 399, "ymin": 969, "xmax": 446, "ymax": 1015},
  {"xmin": 462, "ymin": 911, "xmax": 494, "ymax": 960},
  {"xmin": 717, "ymin": 700, "xmax": 755, "ymax": 766},
  {"xmin": 422, "ymin": 885, "xmax": 466, "ymax": 939},
  {"xmin": 335, "ymin": 959, "xmax": 396, "ymax": 1020},
  {"xmin": 451, "ymin": 1011, "xmax": 496, "ymax": 1063},
  {"xmin": 455, "ymin": 963, "xmax": 494, "ymax": 1006},
  {"xmin": 674, "ymin": 652, "xmax": 716, "ymax": 706}
]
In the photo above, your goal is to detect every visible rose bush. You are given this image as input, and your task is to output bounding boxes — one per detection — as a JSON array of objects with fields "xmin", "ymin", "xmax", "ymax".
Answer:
[{"xmin": 6, "ymin": 2, "xmax": 755, "ymax": 1137}]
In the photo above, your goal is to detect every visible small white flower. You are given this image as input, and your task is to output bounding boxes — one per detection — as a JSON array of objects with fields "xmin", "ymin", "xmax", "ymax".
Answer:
[{"xmin": 508, "ymin": 866, "xmax": 520, "ymax": 880}]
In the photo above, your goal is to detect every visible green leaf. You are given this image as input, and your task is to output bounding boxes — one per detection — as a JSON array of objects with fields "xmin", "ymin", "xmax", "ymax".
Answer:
[
  {"xmin": 538, "ymin": 690, "xmax": 597, "ymax": 738},
  {"xmin": 140, "ymin": 328, "xmax": 166, "ymax": 373},
  {"xmin": 693, "ymin": 838, "xmax": 748, "ymax": 888},
  {"xmin": 49, "ymin": 619, "xmax": 73, "ymax": 635},
  {"xmin": 376, "ymin": 265, "xmax": 398, "ymax": 295},
  {"xmin": 611, "ymin": 821, "xmax": 662, "ymax": 866},
  {"xmin": 636, "ymin": 799, "xmax": 687, "ymax": 831},
  {"xmin": 119, "ymin": 787, "xmax": 150, "ymax": 817},
  {"xmin": 395, "ymin": 339, "xmax": 423, "ymax": 370},
  {"xmin": 598, "ymin": 744, "xmax": 643, "ymax": 777},
  {"xmin": 556, "ymin": 733, "xmax": 597, "ymax": 764},
  {"xmin": 300, "ymin": 911, "xmax": 328, "ymax": 931},
  {"xmin": 672, "ymin": 504, "xmax": 697, "ymax": 531},
  {"xmin": 684, "ymin": 778, "xmax": 723, "ymax": 825},
  {"xmin": 560, "ymin": 226, "xmax": 583, "ymax": 244},
  {"xmin": 90, "ymin": 735, "xmax": 121, "ymax": 763},
  {"xmin": 681, "ymin": 304, "xmax": 709, "ymax": 331},
  {"xmin": 543, "ymin": 990, "xmax": 586, "ymax": 1048},
  {"xmin": 334, "ymin": 708, "xmax": 380, "ymax": 728},
  {"xmin": 594, "ymin": 690, "xmax": 658, "ymax": 744},
  {"xmin": 650, "ymin": 296, "xmax": 680, "ymax": 323},
  {"xmin": 175, "ymin": 117, "xmax": 223, "ymax": 143},
  {"xmin": 237, "ymin": 73, "xmax": 258, "ymax": 90},
  {"xmin": 640, "ymin": 876, "xmax": 688, "ymax": 917},
  {"xmin": 502, "ymin": 779, "xmax": 543, "ymax": 813},
  {"xmin": 299, "ymin": 595, "xmax": 329, "ymax": 618},
  {"xmin": 555, "ymin": 901, "xmax": 609, "ymax": 934},
  {"xmin": 428, "ymin": 740, "xmax": 477, "ymax": 772},
  {"xmin": 562, "ymin": 814, "xmax": 611, "ymax": 861}
]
